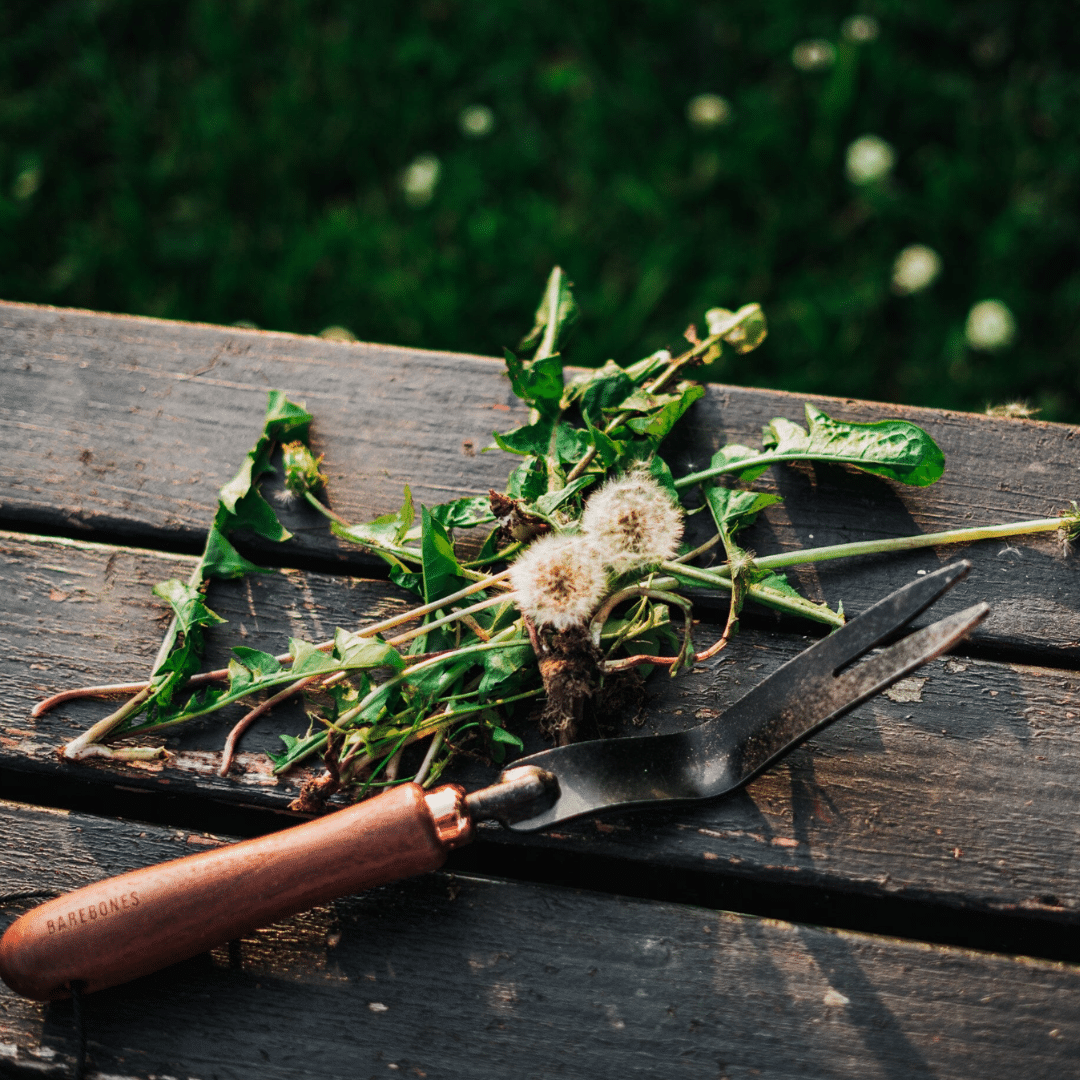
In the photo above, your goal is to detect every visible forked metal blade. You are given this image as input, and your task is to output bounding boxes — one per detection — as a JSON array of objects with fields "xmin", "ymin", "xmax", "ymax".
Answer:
[{"xmin": 505, "ymin": 562, "xmax": 987, "ymax": 831}]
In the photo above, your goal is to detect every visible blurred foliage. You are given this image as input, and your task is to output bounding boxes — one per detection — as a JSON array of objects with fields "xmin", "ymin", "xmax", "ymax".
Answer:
[{"xmin": 1, "ymin": 1, "xmax": 1077, "ymax": 418}]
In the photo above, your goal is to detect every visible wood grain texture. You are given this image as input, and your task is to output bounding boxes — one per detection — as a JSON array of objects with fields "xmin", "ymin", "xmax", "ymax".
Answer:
[
  {"xmin": 1, "ymin": 302, "xmax": 1078, "ymax": 659},
  {"xmin": 3, "ymin": 533, "xmax": 1079, "ymax": 923},
  {"xmin": 1, "ymin": 801, "xmax": 1078, "ymax": 1080}
]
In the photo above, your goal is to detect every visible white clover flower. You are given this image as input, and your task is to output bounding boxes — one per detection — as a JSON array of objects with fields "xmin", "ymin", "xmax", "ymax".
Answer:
[
  {"xmin": 510, "ymin": 534, "xmax": 609, "ymax": 631},
  {"xmin": 459, "ymin": 104, "xmax": 495, "ymax": 138},
  {"xmin": 841, "ymin": 15, "xmax": 879, "ymax": 44},
  {"xmin": 580, "ymin": 470, "xmax": 684, "ymax": 573},
  {"xmin": 965, "ymin": 300, "xmax": 1016, "ymax": 350},
  {"xmin": 686, "ymin": 93, "xmax": 733, "ymax": 129},
  {"xmin": 401, "ymin": 154, "xmax": 441, "ymax": 206},
  {"xmin": 891, "ymin": 245, "xmax": 942, "ymax": 295},
  {"xmin": 845, "ymin": 135, "xmax": 895, "ymax": 185},
  {"xmin": 791, "ymin": 39, "xmax": 836, "ymax": 72}
]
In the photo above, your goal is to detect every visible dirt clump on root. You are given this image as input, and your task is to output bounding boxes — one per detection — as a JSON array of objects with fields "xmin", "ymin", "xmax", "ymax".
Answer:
[{"xmin": 535, "ymin": 626, "xmax": 644, "ymax": 745}]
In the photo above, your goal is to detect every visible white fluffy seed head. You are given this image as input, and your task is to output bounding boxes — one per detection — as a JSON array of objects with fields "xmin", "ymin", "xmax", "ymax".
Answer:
[
  {"xmin": 510, "ymin": 533, "xmax": 609, "ymax": 631},
  {"xmin": 580, "ymin": 470, "xmax": 684, "ymax": 573}
]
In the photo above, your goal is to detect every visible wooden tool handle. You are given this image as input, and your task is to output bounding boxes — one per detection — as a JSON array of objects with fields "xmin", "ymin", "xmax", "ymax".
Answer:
[{"xmin": 0, "ymin": 783, "xmax": 472, "ymax": 1001}]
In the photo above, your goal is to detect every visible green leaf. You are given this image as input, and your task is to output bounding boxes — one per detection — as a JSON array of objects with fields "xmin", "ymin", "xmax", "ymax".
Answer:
[
  {"xmin": 505, "ymin": 457, "xmax": 547, "ymax": 502},
  {"xmin": 262, "ymin": 389, "xmax": 314, "ymax": 443},
  {"xmin": 491, "ymin": 418, "xmax": 554, "ymax": 457},
  {"xmin": 503, "ymin": 348, "xmax": 564, "ymax": 415},
  {"xmin": 428, "ymin": 496, "xmax": 496, "ymax": 530},
  {"xmin": 532, "ymin": 475, "xmax": 597, "ymax": 516},
  {"xmin": 218, "ymin": 391, "xmax": 311, "ymax": 516},
  {"xmin": 201, "ymin": 521, "xmax": 270, "ymax": 579},
  {"xmin": 552, "ymin": 421, "xmax": 591, "ymax": 464},
  {"xmin": 647, "ymin": 456, "xmax": 680, "ymax": 503},
  {"xmin": 489, "ymin": 726, "xmax": 524, "ymax": 750},
  {"xmin": 584, "ymin": 416, "xmax": 626, "ymax": 468},
  {"xmin": 388, "ymin": 564, "xmax": 424, "ymax": 596},
  {"xmin": 751, "ymin": 570, "xmax": 804, "ymax": 600},
  {"xmin": 334, "ymin": 628, "xmax": 406, "ymax": 672},
  {"xmin": 151, "ymin": 579, "xmax": 226, "ymax": 637},
  {"xmin": 705, "ymin": 304, "xmax": 768, "ymax": 354},
  {"xmin": 705, "ymin": 443, "xmax": 772, "ymax": 484},
  {"xmin": 421, "ymin": 506, "xmax": 466, "ymax": 604},
  {"xmin": 230, "ymin": 647, "xmax": 282, "ymax": 678},
  {"xmin": 704, "ymin": 487, "xmax": 784, "ymax": 539},
  {"xmin": 221, "ymin": 488, "xmax": 291, "ymax": 543},
  {"xmin": 333, "ymin": 486, "xmax": 415, "ymax": 548},
  {"xmin": 478, "ymin": 641, "xmax": 535, "ymax": 699},
  {"xmin": 761, "ymin": 404, "xmax": 945, "ymax": 487},
  {"xmin": 289, "ymin": 637, "xmax": 339, "ymax": 675},
  {"xmin": 518, "ymin": 265, "xmax": 580, "ymax": 358},
  {"xmin": 624, "ymin": 384, "xmax": 705, "ymax": 444},
  {"xmin": 268, "ymin": 733, "xmax": 307, "ymax": 769},
  {"xmin": 577, "ymin": 361, "xmax": 637, "ymax": 427}
]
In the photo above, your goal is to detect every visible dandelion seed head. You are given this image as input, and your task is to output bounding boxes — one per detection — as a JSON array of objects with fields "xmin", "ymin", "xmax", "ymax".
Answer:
[
  {"xmin": 510, "ymin": 534, "xmax": 609, "ymax": 631},
  {"xmin": 580, "ymin": 469, "xmax": 684, "ymax": 572}
]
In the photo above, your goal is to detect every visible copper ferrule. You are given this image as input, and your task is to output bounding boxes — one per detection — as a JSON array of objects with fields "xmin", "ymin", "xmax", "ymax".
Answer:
[{"xmin": 423, "ymin": 784, "xmax": 473, "ymax": 849}]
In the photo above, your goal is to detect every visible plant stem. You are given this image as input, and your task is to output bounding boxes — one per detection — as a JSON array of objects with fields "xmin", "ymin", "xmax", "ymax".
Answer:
[
  {"xmin": 661, "ymin": 561, "xmax": 844, "ymax": 627},
  {"xmin": 62, "ymin": 689, "xmax": 151, "ymax": 759},
  {"xmin": 710, "ymin": 517, "xmax": 1069, "ymax": 577},
  {"xmin": 564, "ymin": 307, "xmax": 760, "ymax": 484},
  {"xmin": 304, "ymin": 489, "xmax": 351, "ymax": 526},
  {"xmin": 274, "ymin": 628, "xmax": 526, "ymax": 772}
]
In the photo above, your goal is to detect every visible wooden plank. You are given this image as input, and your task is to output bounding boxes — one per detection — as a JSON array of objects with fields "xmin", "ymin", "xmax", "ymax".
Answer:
[
  {"xmin": 1, "ymin": 302, "xmax": 1078, "ymax": 660},
  {"xmin": 1, "ymin": 801, "xmax": 1078, "ymax": 1080},
  {"xmin": 4, "ymin": 532, "xmax": 1079, "ymax": 925}
]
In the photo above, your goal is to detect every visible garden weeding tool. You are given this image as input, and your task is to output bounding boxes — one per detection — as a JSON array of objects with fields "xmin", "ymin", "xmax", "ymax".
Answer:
[{"xmin": 0, "ymin": 561, "xmax": 986, "ymax": 1001}]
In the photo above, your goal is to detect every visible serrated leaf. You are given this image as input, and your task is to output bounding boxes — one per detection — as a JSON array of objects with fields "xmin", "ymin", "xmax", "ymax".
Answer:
[
  {"xmin": 491, "ymin": 419, "xmax": 554, "ymax": 457},
  {"xmin": 584, "ymin": 416, "xmax": 626, "ymax": 468},
  {"xmin": 334, "ymin": 629, "xmax": 406, "ymax": 672},
  {"xmin": 578, "ymin": 361, "xmax": 637, "ymax": 427},
  {"xmin": 289, "ymin": 638, "xmax": 339, "ymax": 675},
  {"xmin": 489, "ymin": 726, "xmax": 524, "ymax": 749},
  {"xmin": 751, "ymin": 570, "xmax": 804, "ymax": 600},
  {"xmin": 332, "ymin": 486, "xmax": 415, "ymax": 547},
  {"xmin": 625, "ymin": 384, "xmax": 705, "ymax": 444},
  {"xmin": 202, "ymin": 522, "xmax": 269, "ymax": 579},
  {"xmin": 388, "ymin": 564, "xmax": 424, "ymax": 596},
  {"xmin": 506, "ymin": 457, "xmax": 548, "ymax": 502},
  {"xmin": 704, "ymin": 487, "xmax": 784, "ymax": 539},
  {"xmin": 478, "ymin": 641, "xmax": 535, "ymax": 699},
  {"xmin": 502, "ymin": 348, "xmax": 564, "ymax": 415},
  {"xmin": 532, "ymin": 475, "xmax": 597, "ymax": 516},
  {"xmin": 428, "ymin": 496, "xmax": 496, "ymax": 530},
  {"xmin": 762, "ymin": 404, "xmax": 945, "ymax": 487},
  {"xmin": 151, "ymin": 579, "xmax": 226, "ymax": 635},
  {"xmin": 218, "ymin": 391, "xmax": 311, "ymax": 518},
  {"xmin": 421, "ymin": 506, "xmax": 467, "ymax": 604},
  {"xmin": 647, "ymin": 456, "xmax": 679, "ymax": 503},
  {"xmin": 230, "ymin": 647, "xmax": 283, "ymax": 678},
  {"xmin": 518, "ymin": 265, "xmax": 579, "ymax": 358},
  {"xmin": 268, "ymin": 733, "xmax": 306, "ymax": 769},
  {"xmin": 706, "ymin": 443, "xmax": 772, "ymax": 484}
]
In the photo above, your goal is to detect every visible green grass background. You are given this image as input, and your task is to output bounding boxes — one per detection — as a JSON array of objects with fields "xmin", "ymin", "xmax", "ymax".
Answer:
[{"xmin": 1, "ymin": 2, "xmax": 1077, "ymax": 418}]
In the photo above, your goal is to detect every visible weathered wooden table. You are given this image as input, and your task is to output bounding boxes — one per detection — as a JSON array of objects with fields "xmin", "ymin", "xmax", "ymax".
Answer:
[{"xmin": 1, "ymin": 302, "xmax": 1078, "ymax": 1079}]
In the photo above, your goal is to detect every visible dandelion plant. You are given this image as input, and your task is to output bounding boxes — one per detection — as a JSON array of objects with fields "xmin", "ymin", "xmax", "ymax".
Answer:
[{"xmin": 39, "ymin": 268, "xmax": 1078, "ymax": 810}]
